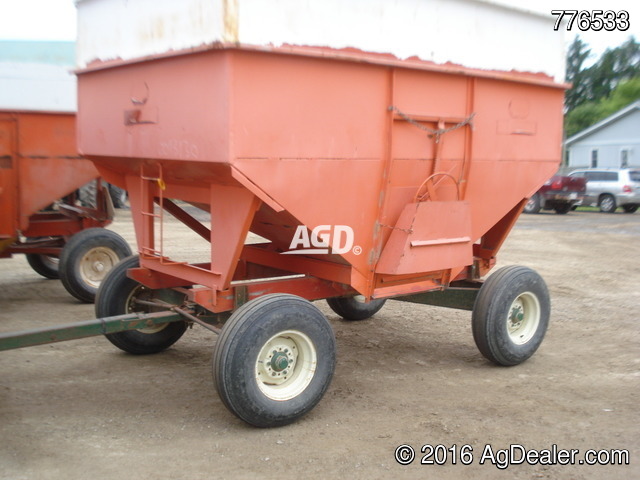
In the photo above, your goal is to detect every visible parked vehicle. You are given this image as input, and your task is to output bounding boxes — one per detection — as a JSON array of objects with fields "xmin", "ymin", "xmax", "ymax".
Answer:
[
  {"xmin": 524, "ymin": 175, "xmax": 586, "ymax": 214},
  {"xmin": 568, "ymin": 168, "xmax": 640, "ymax": 213}
]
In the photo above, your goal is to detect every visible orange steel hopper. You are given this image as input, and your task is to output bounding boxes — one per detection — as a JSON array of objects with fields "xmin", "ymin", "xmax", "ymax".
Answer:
[
  {"xmin": 0, "ymin": 111, "xmax": 98, "ymax": 239},
  {"xmin": 0, "ymin": 110, "xmax": 131, "ymax": 302},
  {"xmin": 76, "ymin": 45, "xmax": 565, "ymax": 427},
  {"xmin": 78, "ymin": 48, "xmax": 564, "ymax": 297}
]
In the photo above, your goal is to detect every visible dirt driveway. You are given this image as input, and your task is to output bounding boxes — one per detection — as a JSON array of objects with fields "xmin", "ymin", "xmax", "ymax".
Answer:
[{"xmin": 0, "ymin": 209, "xmax": 638, "ymax": 480}]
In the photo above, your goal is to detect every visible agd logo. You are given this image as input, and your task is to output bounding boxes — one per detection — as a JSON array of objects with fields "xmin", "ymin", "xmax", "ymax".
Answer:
[{"xmin": 283, "ymin": 225, "xmax": 362, "ymax": 255}]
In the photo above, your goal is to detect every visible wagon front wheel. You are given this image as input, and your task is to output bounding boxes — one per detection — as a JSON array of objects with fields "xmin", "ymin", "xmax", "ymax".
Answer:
[
  {"xmin": 96, "ymin": 255, "xmax": 188, "ymax": 354},
  {"xmin": 472, "ymin": 266, "xmax": 550, "ymax": 366},
  {"xmin": 213, "ymin": 294, "xmax": 336, "ymax": 427}
]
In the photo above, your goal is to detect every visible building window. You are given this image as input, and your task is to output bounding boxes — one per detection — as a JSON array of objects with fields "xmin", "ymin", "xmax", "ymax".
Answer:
[
  {"xmin": 591, "ymin": 149, "xmax": 598, "ymax": 168},
  {"xmin": 621, "ymin": 149, "xmax": 629, "ymax": 168}
]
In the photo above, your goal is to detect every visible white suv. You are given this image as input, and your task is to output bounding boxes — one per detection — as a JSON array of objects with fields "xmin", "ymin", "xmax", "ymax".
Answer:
[{"xmin": 568, "ymin": 168, "xmax": 640, "ymax": 213}]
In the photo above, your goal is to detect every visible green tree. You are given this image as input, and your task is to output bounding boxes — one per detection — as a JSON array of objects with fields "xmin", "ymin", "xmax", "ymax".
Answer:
[
  {"xmin": 565, "ymin": 36, "xmax": 639, "ymax": 113},
  {"xmin": 564, "ymin": 77, "xmax": 640, "ymax": 137},
  {"xmin": 564, "ymin": 36, "xmax": 592, "ymax": 112},
  {"xmin": 564, "ymin": 102, "xmax": 602, "ymax": 137},
  {"xmin": 564, "ymin": 36, "xmax": 640, "ymax": 136},
  {"xmin": 600, "ymin": 76, "xmax": 640, "ymax": 116}
]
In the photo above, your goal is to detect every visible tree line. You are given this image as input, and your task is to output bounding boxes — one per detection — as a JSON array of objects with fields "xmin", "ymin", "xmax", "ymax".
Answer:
[{"xmin": 564, "ymin": 36, "xmax": 639, "ymax": 137}]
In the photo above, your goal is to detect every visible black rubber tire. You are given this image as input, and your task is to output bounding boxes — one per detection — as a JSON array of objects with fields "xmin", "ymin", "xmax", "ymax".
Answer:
[
  {"xmin": 78, "ymin": 180, "xmax": 97, "ymax": 208},
  {"xmin": 523, "ymin": 193, "xmax": 541, "ymax": 214},
  {"xmin": 59, "ymin": 228, "xmax": 132, "ymax": 303},
  {"xmin": 553, "ymin": 203, "xmax": 572, "ymax": 214},
  {"xmin": 213, "ymin": 294, "xmax": 336, "ymax": 427},
  {"xmin": 599, "ymin": 194, "xmax": 617, "ymax": 213},
  {"xmin": 472, "ymin": 266, "xmax": 550, "ymax": 366},
  {"xmin": 95, "ymin": 255, "xmax": 188, "ymax": 354},
  {"xmin": 25, "ymin": 253, "xmax": 60, "ymax": 279},
  {"xmin": 622, "ymin": 204, "xmax": 638, "ymax": 214},
  {"xmin": 108, "ymin": 184, "xmax": 129, "ymax": 209},
  {"xmin": 326, "ymin": 296, "xmax": 387, "ymax": 321}
]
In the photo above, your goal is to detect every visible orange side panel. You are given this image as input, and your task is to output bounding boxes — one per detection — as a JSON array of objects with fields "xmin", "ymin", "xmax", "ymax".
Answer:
[
  {"xmin": 0, "ymin": 111, "xmax": 100, "ymax": 234},
  {"xmin": 0, "ymin": 118, "xmax": 17, "ymax": 240},
  {"xmin": 16, "ymin": 112, "xmax": 99, "ymax": 229},
  {"xmin": 376, "ymin": 201, "xmax": 472, "ymax": 275}
]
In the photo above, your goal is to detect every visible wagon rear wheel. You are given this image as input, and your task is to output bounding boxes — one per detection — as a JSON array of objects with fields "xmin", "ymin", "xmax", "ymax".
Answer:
[
  {"xmin": 472, "ymin": 266, "xmax": 550, "ymax": 366},
  {"xmin": 26, "ymin": 253, "xmax": 60, "ymax": 279},
  {"xmin": 213, "ymin": 294, "xmax": 336, "ymax": 427},
  {"xmin": 59, "ymin": 228, "xmax": 132, "ymax": 303},
  {"xmin": 96, "ymin": 256, "xmax": 188, "ymax": 354},
  {"xmin": 326, "ymin": 295, "xmax": 386, "ymax": 321}
]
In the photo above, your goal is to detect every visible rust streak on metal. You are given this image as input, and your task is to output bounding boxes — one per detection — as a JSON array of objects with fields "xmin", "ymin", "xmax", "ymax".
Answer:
[{"xmin": 223, "ymin": 0, "xmax": 239, "ymax": 43}]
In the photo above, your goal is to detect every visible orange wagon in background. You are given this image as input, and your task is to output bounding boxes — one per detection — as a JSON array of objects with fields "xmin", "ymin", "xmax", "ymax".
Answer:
[{"xmin": 0, "ymin": 110, "xmax": 131, "ymax": 302}]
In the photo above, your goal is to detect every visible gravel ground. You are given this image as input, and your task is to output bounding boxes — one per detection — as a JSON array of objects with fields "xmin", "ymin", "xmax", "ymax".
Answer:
[{"xmin": 0, "ymin": 209, "xmax": 638, "ymax": 480}]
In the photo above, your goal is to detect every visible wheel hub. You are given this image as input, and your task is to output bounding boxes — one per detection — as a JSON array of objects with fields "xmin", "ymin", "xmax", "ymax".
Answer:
[
  {"xmin": 258, "ymin": 338, "xmax": 297, "ymax": 383},
  {"xmin": 506, "ymin": 293, "xmax": 541, "ymax": 345},
  {"xmin": 79, "ymin": 247, "xmax": 120, "ymax": 287},
  {"xmin": 125, "ymin": 285, "xmax": 170, "ymax": 334},
  {"xmin": 509, "ymin": 303, "xmax": 525, "ymax": 329},
  {"xmin": 270, "ymin": 351, "xmax": 290, "ymax": 372}
]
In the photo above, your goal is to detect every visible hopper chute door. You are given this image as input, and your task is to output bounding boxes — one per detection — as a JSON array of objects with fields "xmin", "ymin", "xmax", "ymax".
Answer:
[{"xmin": 375, "ymin": 201, "xmax": 473, "ymax": 275}]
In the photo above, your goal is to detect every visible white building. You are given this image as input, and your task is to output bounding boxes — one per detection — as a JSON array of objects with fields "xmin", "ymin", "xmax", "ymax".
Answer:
[
  {"xmin": 0, "ymin": 40, "xmax": 76, "ymax": 112},
  {"xmin": 564, "ymin": 101, "xmax": 640, "ymax": 170}
]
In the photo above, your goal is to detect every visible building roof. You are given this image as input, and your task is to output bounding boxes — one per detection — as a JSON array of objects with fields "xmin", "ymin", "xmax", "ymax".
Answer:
[
  {"xmin": 564, "ymin": 101, "xmax": 640, "ymax": 146},
  {"xmin": 0, "ymin": 40, "xmax": 76, "ymax": 112},
  {"xmin": 0, "ymin": 40, "xmax": 75, "ymax": 66}
]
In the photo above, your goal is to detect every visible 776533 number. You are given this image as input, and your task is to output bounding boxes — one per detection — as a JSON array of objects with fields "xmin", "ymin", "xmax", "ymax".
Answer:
[{"xmin": 551, "ymin": 10, "xmax": 629, "ymax": 32}]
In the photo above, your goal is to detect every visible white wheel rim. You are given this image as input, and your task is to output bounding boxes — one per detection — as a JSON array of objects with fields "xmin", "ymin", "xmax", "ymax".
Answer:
[
  {"xmin": 125, "ymin": 284, "xmax": 169, "ymax": 334},
  {"xmin": 506, "ymin": 292, "xmax": 541, "ymax": 345},
  {"xmin": 42, "ymin": 255, "xmax": 59, "ymax": 270},
  {"xmin": 255, "ymin": 330, "xmax": 317, "ymax": 401},
  {"xmin": 79, "ymin": 247, "xmax": 120, "ymax": 288},
  {"xmin": 134, "ymin": 323, "xmax": 168, "ymax": 334}
]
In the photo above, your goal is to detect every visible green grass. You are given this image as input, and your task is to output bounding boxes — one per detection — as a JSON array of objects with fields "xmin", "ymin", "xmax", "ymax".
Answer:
[{"xmin": 574, "ymin": 206, "xmax": 600, "ymax": 212}]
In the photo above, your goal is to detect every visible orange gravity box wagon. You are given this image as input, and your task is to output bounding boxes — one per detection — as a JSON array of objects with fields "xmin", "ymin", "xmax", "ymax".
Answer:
[
  {"xmin": 2, "ymin": 0, "xmax": 567, "ymax": 427},
  {"xmin": 0, "ymin": 110, "xmax": 131, "ymax": 302}
]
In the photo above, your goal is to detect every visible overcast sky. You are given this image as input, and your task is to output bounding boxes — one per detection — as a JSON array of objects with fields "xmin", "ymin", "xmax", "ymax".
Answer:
[{"xmin": 0, "ymin": 0, "xmax": 638, "ymax": 63}]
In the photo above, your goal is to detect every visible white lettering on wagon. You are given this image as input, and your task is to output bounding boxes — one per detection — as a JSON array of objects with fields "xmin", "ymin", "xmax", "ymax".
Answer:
[
  {"xmin": 283, "ymin": 225, "xmax": 362, "ymax": 255},
  {"xmin": 158, "ymin": 139, "xmax": 200, "ymax": 160}
]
